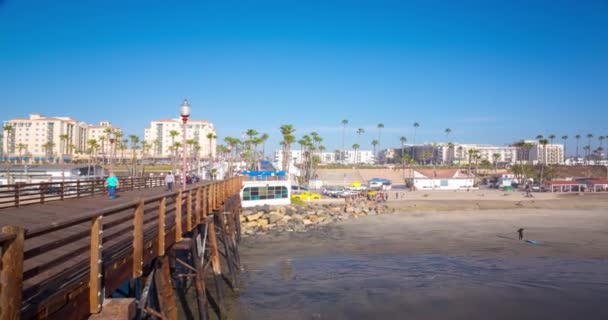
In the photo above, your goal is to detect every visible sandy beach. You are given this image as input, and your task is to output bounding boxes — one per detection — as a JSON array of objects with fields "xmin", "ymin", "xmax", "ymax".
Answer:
[{"xmin": 226, "ymin": 193, "xmax": 608, "ymax": 319}]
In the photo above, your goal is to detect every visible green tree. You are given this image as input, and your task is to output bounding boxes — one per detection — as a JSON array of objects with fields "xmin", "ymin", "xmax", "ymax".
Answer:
[
  {"xmin": 492, "ymin": 153, "xmax": 501, "ymax": 172},
  {"xmin": 352, "ymin": 143, "xmax": 360, "ymax": 165},
  {"xmin": 548, "ymin": 134, "xmax": 556, "ymax": 145},
  {"xmin": 17, "ymin": 143, "xmax": 27, "ymax": 163},
  {"xmin": 574, "ymin": 134, "xmax": 581, "ymax": 158},
  {"xmin": 259, "ymin": 133, "xmax": 269, "ymax": 160},
  {"xmin": 341, "ymin": 119, "xmax": 348, "ymax": 163},
  {"xmin": 539, "ymin": 138, "xmax": 549, "ymax": 183},
  {"xmin": 377, "ymin": 123, "xmax": 384, "ymax": 163},
  {"xmin": 561, "ymin": 135, "xmax": 568, "ymax": 160},
  {"xmin": 3, "ymin": 124, "xmax": 14, "ymax": 157},
  {"xmin": 371, "ymin": 139, "xmax": 379, "ymax": 163},
  {"xmin": 586, "ymin": 134, "xmax": 594, "ymax": 160},
  {"xmin": 412, "ymin": 122, "xmax": 420, "ymax": 159},
  {"xmin": 599, "ymin": 136, "xmax": 605, "ymax": 160},
  {"xmin": 128, "ymin": 135, "xmax": 140, "ymax": 175},
  {"xmin": 59, "ymin": 133, "xmax": 69, "ymax": 164},
  {"xmin": 280, "ymin": 124, "xmax": 296, "ymax": 172}
]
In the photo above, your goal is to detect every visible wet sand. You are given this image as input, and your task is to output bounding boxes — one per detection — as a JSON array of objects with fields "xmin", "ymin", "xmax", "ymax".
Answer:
[{"xmin": 226, "ymin": 194, "xmax": 608, "ymax": 320}]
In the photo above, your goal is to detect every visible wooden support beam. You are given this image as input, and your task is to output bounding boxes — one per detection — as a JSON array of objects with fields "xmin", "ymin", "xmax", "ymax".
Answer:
[
  {"xmin": 191, "ymin": 228, "xmax": 209, "ymax": 320},
  {"xmin": 186, "ymin": 191, "xmax": 193, "ymax": 232},
  {"xmin": 155, "ymin": 256, "xmax": 177, "ymax": 320},
  {"xmin": 89, "ymin": 215, "xmax": 104, "ymax": 314},
  {"xmin": 0, "ymin": 226, "xmax": 24, "ymax": 320},
  {"xmin": 133, "ymin": 199, "xmax": 144, "ymax": 277},
  {"xmin": 158, "ymin": 197, "xmax": 166, "ymax": 257},
  {"xmin": 175, "ymin": 192, "xmax": 183, "ymax": 242},
  {"xmin": 89, "ymin": 299, "xmax": 135, "ymax": 320},
  {"xmin": 195, "ymin": 187, "xmax": 202, "ymax": 225}
]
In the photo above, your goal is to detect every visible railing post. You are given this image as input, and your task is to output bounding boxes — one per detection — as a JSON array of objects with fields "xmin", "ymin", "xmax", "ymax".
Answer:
[
  {"xmin": 131, "ymin": 177, "xmax": 134, "ymax": 191},
  {"xmin": 60, "ymin": 182, "xmax": 65, "ymax": 201},
  {"xmin": 133, "ymin": 199, "xmax": 144, "ymax": 277},
  {"xmin": 175, "ymin": 191, "xmax": 183, "ymax": 242},
  {"xmin": 195, "ymin": 187, "xmax": 202, "ymax": 225},
  {"xmin": 91, "ymin": 179, "xmax": 95, "ymax": 196},
  {"xmin": 40, "ymin": 183, "xmax": 45, "ymax": 204},
  {"xmin": 14, "ymin": 184, "xmax": 20, "ymax": 208},
  {"xmin": 158, "ymin": 197, "xmax": 166, "ymax": 256},
  {"xmin": 186, "ymin": 191, "xmax": 193, "ymax": 232},
  {"xmin": 89, "ymin": 215, "xmax": 103, "ymax": 314},
  {"xmin": 0, "ymin": 226, "xmax": 24, "ymax": 320},
  {"xmin": 77, "ymin": 180, "xmax": 81, "ymax": 198}
]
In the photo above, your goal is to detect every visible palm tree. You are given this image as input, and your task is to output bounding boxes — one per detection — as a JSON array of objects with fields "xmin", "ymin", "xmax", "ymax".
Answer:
[
  {"xmin": 169, "ymin": 130, "xmax": 180, "ymax": 153},
  {"xmin": 377, "ymin": 123, "xmax": 384, "ymax": 163},
  {"xmin": 445, "ymin": 128, "xmax": 452, "ymax": 141},
  {"xmin": 412, "ymin": 122, "xmax": 420, "ymax": 160},
  {"xmin": 280, "ymin": 124, "xmax": 296, "ymax": 172},
  {"xmin": 206, "ymin": 132, "xmax": 217, "ymax": 159},
  {"xmin": 574, "ymin": 134, "xmax": 581, "ymax": 158},
  {"xmin": 356, "ymin": 128, "xmax": 365, "ymax": 148},
  {"xmin": 245, "ymin": 129, "xmax": 258, "ymax": 169},
  {"xmin": 17, "ymin": 143, "xmax": 27, "ymax": 163},
  {"xmin": 87, "ymin": 139, "xmax": 98, "ymax": 176},
  {"xmin": 43, "ymin": 141, "xmax": 56, "ymax": 162},
  {"xmin": 352, "ymin": 143, "xmax": 360, "ymax": 165},
  {"xmin": 539, "ymin": 139, "xmax": 549, "ymax": 183},
  {"xmin": 586, "ymin": 134, "xmax": 594, "ymax": 160},
  {"xmin": 371, "ymin": 139, "xmax": 379, "ymax": 163},
  {"xmin": 3, "ymin": 124, "xmax": 13, "ymax": 158},
  {"xmin": 400, "ymin": 136, "xmax": 407, "ymax": 167},
  {"xmin": 128, "ymin": 135, "xmax": 140, "ymax": 175},
  {"xmin": 224, "ymin": 136, "xmax": 241, "ymax": 176},
  {"xmin": 59, "ymin": 133, "xmax": 69, "ymax": 164},
  {"xmin": 492, "ymin": 153, "xmax": 501, "ymax": 173},
  {"xmin": 341, "ymin": 119, "xmax": 348, "ymax": 163},
  {"xmin": 153, "ymin": 139, "xmax": 161, "ymax": 156},
  {"xmin": 259, "ymin": 133, "xmax": 269, "ymax": 160},
  {"xmin": 548, "ymin": 134, "xmax": 556, "ymax": 145},
  {"xmin": 141, "ymin": 141, "xmax": 151, "ymax": 159},
  {"xmin": 561, "ymin": 135, "xmax": 568, "ymax": 160},
  {"xmin": 599, "ymin": 136, "xmax": 605, "ymax": 160}
]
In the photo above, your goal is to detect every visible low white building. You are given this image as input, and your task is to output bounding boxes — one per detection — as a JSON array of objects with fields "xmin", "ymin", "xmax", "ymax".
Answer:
[{"xmin": 412, "ymin": 168, "xmax": 475, "ymax": 190}]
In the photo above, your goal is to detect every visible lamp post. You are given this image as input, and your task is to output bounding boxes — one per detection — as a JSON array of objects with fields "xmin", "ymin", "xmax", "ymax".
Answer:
[
  {"xmin": 108, "ymin": 132, "xmax": 116, "ymax": 175},
  {"xmin": 180, "ymin": 99, "xmax": 191, "ymax": 188}
]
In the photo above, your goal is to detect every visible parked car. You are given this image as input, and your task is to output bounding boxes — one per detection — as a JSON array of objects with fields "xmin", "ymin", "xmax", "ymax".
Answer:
[
  {"xmin": 340, "ymin": 189, "xmax": 361, "ymax": 197},
  {"xmin": 322, "ymin": 186, "xmax": 345, "ymax": 198},
  {"xmin": 347, "ymin": 181, "xmax": 367, "ymax": 191},
  {"xmin": 368, "ymin": 178, "xmax": 392, "ymax": 191},
  {"xmin": 291, "ymin": 191, "xmax": 322, "ymax": 201},
  {"xmin": 291, "ymin": 185, "xmax": 310, "ymax": 191}
]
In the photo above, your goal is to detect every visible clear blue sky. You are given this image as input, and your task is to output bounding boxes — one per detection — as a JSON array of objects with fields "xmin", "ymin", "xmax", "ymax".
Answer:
[{"xmin": 1, "ymin": 0, "xmax": 607, "ymax": 154}]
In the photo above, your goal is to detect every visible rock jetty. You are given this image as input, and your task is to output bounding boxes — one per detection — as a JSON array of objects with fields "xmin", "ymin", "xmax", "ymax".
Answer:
[{"xmin": 240, "ymin": 200, "xmax": 395, "ymax": 236}]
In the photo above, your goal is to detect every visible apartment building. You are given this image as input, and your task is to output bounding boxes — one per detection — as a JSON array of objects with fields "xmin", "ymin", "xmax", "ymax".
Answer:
[
  {"xmin": 2, "ymin": 114, "xmax": 90, "ymax": 159},
  {"xmin": 143, "ymin": 118, "xmax": 216, "ymax": 158},
  {"xmin": 518, "ymin": 140, "xmax": 564, "ymax": 165},
  {"xmin": 381, "ymin": 143, "xmax": 518, "ymax": 165},
  {"xmin": 274, "ymin": 149, "xmax": 374, "ymax": 166}
]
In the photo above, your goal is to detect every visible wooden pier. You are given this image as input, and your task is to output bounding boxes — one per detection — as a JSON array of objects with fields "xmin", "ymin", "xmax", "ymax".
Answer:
[{"xmin": 0, "ymin": 176, "xmax": 244, "ymax": 319}]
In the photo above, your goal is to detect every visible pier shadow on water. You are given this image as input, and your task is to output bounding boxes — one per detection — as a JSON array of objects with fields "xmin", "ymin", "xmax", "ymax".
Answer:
[{"xmin": 225, "ymin": 254, "xmax": 608, "ymax": 320}]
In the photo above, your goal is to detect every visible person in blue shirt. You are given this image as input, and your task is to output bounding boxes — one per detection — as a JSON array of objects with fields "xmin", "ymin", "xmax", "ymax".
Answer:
[{"xmin": 106, "ymin": 172, "xmax": 119, "ymax": 199}]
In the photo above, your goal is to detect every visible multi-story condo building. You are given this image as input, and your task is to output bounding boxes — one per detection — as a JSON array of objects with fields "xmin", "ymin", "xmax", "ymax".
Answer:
[
  {"xmin": 274, "ymin": 149, "xmax": 374, "ymax": 166},
  {"xmin": 381, "ymin": 143, "xmax": 518, "ymax": 165},
  {"xmin": 144, "ymin": 118, "xmax": 216, "ymax": 158},
  {"xmin": 1, "ymin": 114, "xmax": 115, "ymax": 160},
  {"xmin": 517, "ymin": 140, "xmax": 564, "ymax": 165},
  {"xmin": 87, "ymin": 121, "xmax": 122, "ymax": 156}
]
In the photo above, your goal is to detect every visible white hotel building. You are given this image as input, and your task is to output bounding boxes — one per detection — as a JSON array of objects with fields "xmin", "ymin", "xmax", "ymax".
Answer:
[
  {"xmin": 2, "ymin": 114, "xmax": 120, "ymax": 160},
  {"xmin": 143, "ymin": 118, "xmax": 216, "ymax": 158},
  {"xmin": 274, "ymin": 149, "xmax": 375, "ymax": 166}
]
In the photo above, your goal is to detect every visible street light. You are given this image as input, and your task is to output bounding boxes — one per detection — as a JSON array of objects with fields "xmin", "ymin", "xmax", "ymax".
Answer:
[
  {"xmin": 108, "ymin": 132, "xmax": 116, "ymax": 175},
  {"xmin": 180, "ymin": 98, "xmax": 191, "ymax": 188}
]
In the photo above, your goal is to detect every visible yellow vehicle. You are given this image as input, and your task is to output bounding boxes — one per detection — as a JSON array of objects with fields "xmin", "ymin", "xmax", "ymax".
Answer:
[{"xmin": 291, "ymin": 191, "xmax": 322, "ymax": 201}]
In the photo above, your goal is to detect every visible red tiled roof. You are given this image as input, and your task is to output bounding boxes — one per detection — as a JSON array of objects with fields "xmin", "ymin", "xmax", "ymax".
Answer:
[
  {"xmin": 588, "ymin": 179, "xmax": 608, "ymax": 184},
  {"xmin": 545, "ymin": 180, "xmax": 585, "ymax": 185}
]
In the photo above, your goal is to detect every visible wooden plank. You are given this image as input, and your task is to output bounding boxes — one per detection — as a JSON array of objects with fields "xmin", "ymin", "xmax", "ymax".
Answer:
[
  {"xmin": 195, "ymin": 187, "xmax": 201, "ymax": 225},
  {"xmin": 158, "ymin": 197, "xmax": 166, "ymax": 257},
  {"xmin": 132, "ymin": 199, "xmax": 144, "ymax": 277},
  {"xmin": 0, "ymin": 225, "xmax": 24, "ymax": 320},
  {"xmin": 175, "ymin": 192, "xmax": 183, "ymax": 242},
  {"xmin": 154, "ymin": 256, "xmax": 177, "ymax": 320},
  {"xmin": 186, "ymin": 191, "xmax": 193, "ymax": 232},
  {"xmin": 89, "ymin": 215, "xmax": 103, "ymax": 314},
  {"xmin": 89, "ymin": 298, "xmax": 135, "ymax": 320}
]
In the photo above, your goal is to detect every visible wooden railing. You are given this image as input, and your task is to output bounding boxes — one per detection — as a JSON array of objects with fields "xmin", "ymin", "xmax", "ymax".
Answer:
[
  {"xmin": 0, "ymin": 177, "xmax": 166, "ymax": 208},
  {"xmin": 0, "ymin": 176, "xmax": 243, "ymax": 319}
]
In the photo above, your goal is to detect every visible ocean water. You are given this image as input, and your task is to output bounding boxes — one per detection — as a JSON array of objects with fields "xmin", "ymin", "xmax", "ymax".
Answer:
[{"xmin": 226, "ymin": 254, "xmax": 608, "ymax": 320}]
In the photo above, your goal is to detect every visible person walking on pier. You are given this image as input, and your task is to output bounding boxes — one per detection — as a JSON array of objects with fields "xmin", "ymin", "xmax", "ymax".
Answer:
[
  {"xmin": 165, "ymin": 172, "xmax": 175, "ymax": 191},
  {"xmin": 106, "ymin": 172, "xmax": 119, "ymax": 200}
]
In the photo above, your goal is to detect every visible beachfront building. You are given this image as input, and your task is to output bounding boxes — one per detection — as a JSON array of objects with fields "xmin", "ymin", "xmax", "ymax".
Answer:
[
  {"xmin": 411, "ymin": 168, "xmax": 475, "ymax": 190},
  {"xmin": 1, "ymin": 113, "xmax": 112, "ymax": 162},
  {"xmin": 517, "ymin": 140, "xmax": 565, "ymax": 165},
  {"xmin": 382, "ymin": 143, "xmax": 517, "ymax": 165},
  {"xmin": 274, "ymin": 149, "xmax": 374, "ymax": 167},
  {"xmin": 143, "ymin": 118, "xmax": 216, "ymax": 159}
]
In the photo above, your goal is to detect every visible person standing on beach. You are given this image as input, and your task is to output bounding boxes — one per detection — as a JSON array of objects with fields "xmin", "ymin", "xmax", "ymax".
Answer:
[
  {"xmin": 165, "ymin": 172, "xmax": 175, "ymax": 191},
  {"xmin": 106, "ymin": 172, "xmax": 119, "ymax": 200}
]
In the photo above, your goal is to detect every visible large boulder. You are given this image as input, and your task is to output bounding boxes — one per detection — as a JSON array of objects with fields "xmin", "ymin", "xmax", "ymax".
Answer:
[
  {"xmin": 268, "ymin": 212, "xmax": 283, "ymax": 224},
  {"xmin": 246, "ymin": 212, "xmax": 264, "ymax": 222}
]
